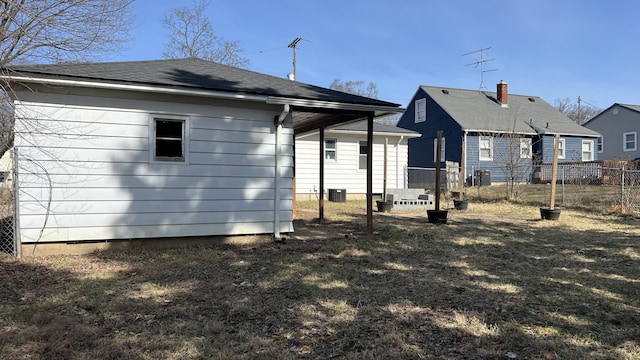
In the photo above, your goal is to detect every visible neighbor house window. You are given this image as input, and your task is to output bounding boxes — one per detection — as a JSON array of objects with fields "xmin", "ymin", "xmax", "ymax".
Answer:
[
  {"xmin": 433, "ymin": 137, "xmax": 445, "ymax": 162},
  {"xmin": 151, "ymin": 117, "xmax": 188, "ymax": 162},
  {"xmin": 623, "ymin": 132, "xmax": 637, "ymax": 151},
  {"xmin": 558, "ymin": 138, "xmax": 565, "ymax": 159},
  {"xmin": 358, "ymin": 141, "xmax": 367, "ymax": 170},
  {"xmin": 520, "ymin": 138, "xmax": 532, "ymax": 158},
  {"xmin": 479, "ymin": 136, "xmax": 493, "ymax": 160},
  {"xmin": 325, "ymin": 139, "xmax": 337, "ymax": 160},
  {"xmin": 415, "ymin": 98, "xmax": 426, "ymax": 123},
  {"xmin": 582, "ymin": 140, "xmax": 594, "ymax": 161},
  {"xmin": 597, "ymin": 136, "xmax": 603, "ymax": 153}
]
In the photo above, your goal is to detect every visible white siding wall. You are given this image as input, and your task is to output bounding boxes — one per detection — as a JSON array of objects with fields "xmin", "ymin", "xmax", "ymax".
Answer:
[
  {"xmin": 14, "ymin": 93, "xmax": 294, "ymax": 243},
  {"xmin": 295, "ymin": 132, "xmax": 409, "ymax": 199}
]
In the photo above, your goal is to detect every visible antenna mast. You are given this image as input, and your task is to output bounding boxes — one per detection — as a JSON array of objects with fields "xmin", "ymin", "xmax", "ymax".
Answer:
[
  {"xmin": 463, "ymin": 47, "xmax": 497, "ymax": 90},
  {"xmin": 288, "ymin": 37, "xmax": 302, "ymax": 81}
]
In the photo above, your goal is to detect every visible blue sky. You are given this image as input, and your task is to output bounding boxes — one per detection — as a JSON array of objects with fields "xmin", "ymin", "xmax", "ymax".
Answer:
[{"xmin": 117, "ymin": 0, "xmax": 640, "ymax": 110}]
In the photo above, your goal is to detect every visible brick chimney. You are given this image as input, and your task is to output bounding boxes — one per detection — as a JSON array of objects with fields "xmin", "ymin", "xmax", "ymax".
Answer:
[{"xmin": 497, "ymin": 80, "xmax": 508, "ymax": 107}]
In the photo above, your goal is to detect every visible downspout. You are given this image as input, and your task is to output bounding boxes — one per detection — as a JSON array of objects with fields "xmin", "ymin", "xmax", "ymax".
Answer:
[
  {"xmin": 274, "ymin": 104, "xmax": 290, "ymax": 242},
  {"xmin": 463, "ymin": 131, "xmax": 468, "ymax": 182},
  {"xmin": 396, "ymin": 136, "xmax": 404, "ymax": 188}
]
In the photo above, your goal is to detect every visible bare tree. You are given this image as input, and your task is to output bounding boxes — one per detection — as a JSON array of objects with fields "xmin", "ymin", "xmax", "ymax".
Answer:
[
  {"xmin": 553, "ymin": 97, "xmax": 600, "ymax": 125},
  {"xmin": 330, "ymin": 79, "xmax": 379, "ymax": 99},
  {"xmin": 162, "ymin": 0, "xmax": 249, "ymax": 69},
  {"xmin": 0, "ymin": 0, "xmax": 135, "ymax": 156}
]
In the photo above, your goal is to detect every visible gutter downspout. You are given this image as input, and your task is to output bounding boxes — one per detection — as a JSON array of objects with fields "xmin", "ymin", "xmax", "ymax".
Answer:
[
  {"xmin": 396, "ymin": 136, "xmax": 404, "ymax": 188},
  {"xmin": 273, "ymin": 104, "xmax": 290, "ymax": 242},
  {"xmin": 463, "ymin": 131, "xmax": 468, "ymax": 182}
]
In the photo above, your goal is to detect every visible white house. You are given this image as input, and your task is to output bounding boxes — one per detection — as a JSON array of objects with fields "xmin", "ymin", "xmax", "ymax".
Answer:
[
  {"xmin": 295, "ymin": 121, "xmax": 419, "ymax": 200},
  {"xmin": 2, "ymin": 58, "xmax": 401, "ymax": 254}
]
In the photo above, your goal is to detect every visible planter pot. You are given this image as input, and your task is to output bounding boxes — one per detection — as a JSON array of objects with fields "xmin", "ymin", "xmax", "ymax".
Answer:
[
  {"xmin": 427, "ymin": 209, "xmax": 448, "ymax": 224},
  {"xmin": 540, "ymin": 207, "xmax": 561, "ymax": 220},
  {"xmin": 376, "ymin": 200, "xmax": 393, "ymax": 213},
  {"xmin": 453, "ymin": 199, "xmax": 469, "ymax": 210}
]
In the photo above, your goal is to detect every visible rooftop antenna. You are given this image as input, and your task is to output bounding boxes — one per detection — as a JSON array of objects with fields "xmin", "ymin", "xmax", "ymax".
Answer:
[
  {"xmin": 463, "ymin": 47, "xmax": 497, "ymax": 90},
  {"xmin": 288, "ymin": 37, "xmax": 302, "ymax": 81}
]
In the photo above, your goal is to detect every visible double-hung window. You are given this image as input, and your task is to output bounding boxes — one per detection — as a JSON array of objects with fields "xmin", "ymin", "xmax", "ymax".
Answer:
[
  {"xmin": 325, "ymin": 139, "xmax": 337, "ymax": 160},
  {"xmin": 597, "ymin": 136, "xmax": 603, "ymax": 153},
  {"xmin": 582, "ymin": 140, "xmax": 594, "ymax": 161},
  {"xmin": 151, "ymin": 116, "xmax": 188, "ymax": 163},
  {"xmin": 415, "ymin": 98, "xmax": 426, "ymax": 123},
  {"xmin": 520, "ymin": 138, "xmax": 532, "ymax": 158},
  {"xmin": 624, "ymin": 132, "xmax": 637, "ymax": 152},
  {"xmin": 557, "ymin": 138, "xmax": 565, "ymax": 159},
  {"xmin": 358, "ymin": 141, "xmax": 367, "ymax": 170},
  {"xmin": 479, "ymin": 136, "xmax": 493, "ymax": 160}
]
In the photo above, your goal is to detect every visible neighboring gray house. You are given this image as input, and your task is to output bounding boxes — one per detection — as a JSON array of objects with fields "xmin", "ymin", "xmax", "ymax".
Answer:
[
  {"xmin": 2, "ymin": 58, "xmax": 400, "ymax": 254},
  {"xmin": 583, "ymin": 103, "xmax": 639, "ymax": 160},
  {"xmin": 396, "ymin": 81, "xmax": 601, "ymax": 183}
]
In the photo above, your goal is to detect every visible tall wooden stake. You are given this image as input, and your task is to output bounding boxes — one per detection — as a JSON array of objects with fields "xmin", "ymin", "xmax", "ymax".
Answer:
[
  {"xmin": 383, "ymin": 138, "xmax": 388, "ymax": 202},
  {"xmin": 319, "ymin": 127, "xmax": 325, "ymax": 222},
  {"xmin": 435, "ymin": 131, "xmax": 443, "ymax": 210},
  {"xmin": 366, "ymin": 114, "xmax": 374, "ymax": 234},
  {"xmin": 549, "ymin": 134, "xmax": 560, "ymax": 210},
  {"xmin": 459, "ymin": 138, "xmax": 466, "ymax": 199}
]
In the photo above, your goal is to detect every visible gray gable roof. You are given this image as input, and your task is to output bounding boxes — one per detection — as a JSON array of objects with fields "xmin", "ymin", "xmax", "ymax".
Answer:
[
  {"xmin": 421, "ymin": 85, "xmax": 600, "ymax": 137},
  {"xmin": 5, "ymin": 58, "xmax": 399, "ymax": 108}
]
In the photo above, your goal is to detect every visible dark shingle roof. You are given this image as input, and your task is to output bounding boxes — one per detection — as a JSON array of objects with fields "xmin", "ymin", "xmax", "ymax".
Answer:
[
  {"xmin": 334, "ymin": 121, "xmax": 420, "ymax": 135},
  {"xmin": 422, "ymin": 85, "xmax": 600, "ymax": 137},
  {"xmin": 6, "ymin": 58, "xmax": 399, "ymax": 108}
]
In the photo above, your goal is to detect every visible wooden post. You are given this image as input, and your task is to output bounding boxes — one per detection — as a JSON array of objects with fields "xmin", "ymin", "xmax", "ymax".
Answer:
[
  {"xmin": 549, "ymin": 134, "xmax": 560, "ymax": 210},
  {"xmin": 319, "ymin": 127, "xmax": 325, "ymax": 222},
  {"xmin": 366, "ymin": 113, "xmax": 374, "ymax": 234},
  {"xmin": 435, "ymin": 131, "xmax": 443, "ymax": 210},
  {"xmin": 459, "ymin": 137, "xmax": 466, "ymax": 200},
  {"xmin": 383, "ymin": 137, "xmax": 388, "ymax": 202}
]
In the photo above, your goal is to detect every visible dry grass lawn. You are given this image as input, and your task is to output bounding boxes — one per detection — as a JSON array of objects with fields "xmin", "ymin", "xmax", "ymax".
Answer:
[{"xmin": 1, "ymin": 200, "xmax": 639, "ymax": 359}]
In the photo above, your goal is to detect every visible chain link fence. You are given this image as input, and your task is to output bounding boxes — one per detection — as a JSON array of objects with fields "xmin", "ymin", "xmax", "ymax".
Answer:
[
  {"xmin": 539, "ymin": 163, "xmax": 640, "ymax": 214},
  {"xmin": 0, "ymin": 148, "xmax": 17, "ymax": 256}
]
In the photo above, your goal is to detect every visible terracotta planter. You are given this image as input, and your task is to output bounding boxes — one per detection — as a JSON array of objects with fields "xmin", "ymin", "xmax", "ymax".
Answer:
[
  {"xmin": 427, "ymin": 209, "xmax": 448, "ymax": 224},
  {"xmin": 540, "ymin": 207, "xmax": 561, "ymax": 220},
  {"xmin": 453, "ymin": 199, "xmax": 469, "ymax": 210},
  {"xmin": 376, "ymin": 200, "xmax": 393, "ymax": 213}
]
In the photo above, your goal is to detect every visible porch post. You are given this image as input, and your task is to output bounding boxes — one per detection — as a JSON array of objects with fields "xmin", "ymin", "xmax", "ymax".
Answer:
[
  {"xmin": 319, "ymin": 127, "xmax": 325, "ymax": 222},
  {"xmin": 367, "ymin": 113, "xmax": 374, "ymax": 235}
]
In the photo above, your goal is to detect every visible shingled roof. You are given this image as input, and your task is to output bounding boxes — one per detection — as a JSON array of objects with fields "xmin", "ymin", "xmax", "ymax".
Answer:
[
  {"xmin": 422, "ymin": 85, "xmax": 600, "ymax": 137},
  {"xmin": 4, "ymin": 58, "xmax": 402, "ymax": 134},
  {"xmin": 5, "ymin": 58, "xmax": 399, "ymax": 108}
]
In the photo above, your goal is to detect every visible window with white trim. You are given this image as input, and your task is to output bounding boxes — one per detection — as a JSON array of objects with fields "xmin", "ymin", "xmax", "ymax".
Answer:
[
  {"xmin": 558, "ymin": 138, "xmax": 565, "ymax": 159},
  {"xmin": 597, "ymin": 136, "xmax": 603, "ymax": 153},
  {"xmin": 151, "ymin": 117, "xmax": 188, "ymax": 162},
  {"xmin": 415, "ymin": 98, "xmax": 426, "ymax": 123},
  {"xmin": 582, "ymin": 140, "xmax": 594, "ymax": 161},
  {"xmin": 520, "ymin": 138, "xmax": 532, "ymax": 158},
  {"xmin": 325, "ymin": 139, "xmax": 337, "ymax": 160},
  {"xmin": 479, "ymin": 136, "xmax": 493, "ymax": 160},
  {"xmin": 433, "ymin": 137, "xmax": 445, "ymax": 162},
  {"xmin": 358, "ymin": 141, "xmax": 367, "ymax": 170},
  {"xmin": 624, "ymin": 132, "xmax": 637, "ymax": 151}
]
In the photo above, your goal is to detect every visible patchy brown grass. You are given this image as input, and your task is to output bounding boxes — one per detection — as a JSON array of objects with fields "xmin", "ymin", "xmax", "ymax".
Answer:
[{"xmin": 1, "ymin": 200, "xmax": 639, "ymax": 359}]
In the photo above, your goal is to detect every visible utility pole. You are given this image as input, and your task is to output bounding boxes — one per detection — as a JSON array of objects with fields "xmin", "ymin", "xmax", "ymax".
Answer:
[
  {"xmin": 577, "ymin": 96, "xmax": 582, "ymax": 124},
  {"xmin": 288, "ymin": 37, "xmax": 302, "ymax": 81}
]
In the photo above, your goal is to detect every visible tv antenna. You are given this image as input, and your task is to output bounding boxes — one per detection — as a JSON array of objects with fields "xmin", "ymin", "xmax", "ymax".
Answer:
[
  {"xmin": 463, "ymin": 47, "xmax": 497, "ymax": 90},
  {"xmin": 288, "ymin": 37, "xmax": 302, "ymax": 81}
]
